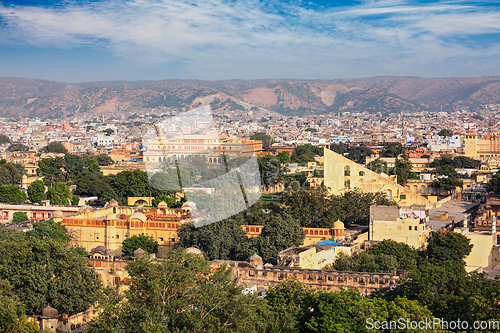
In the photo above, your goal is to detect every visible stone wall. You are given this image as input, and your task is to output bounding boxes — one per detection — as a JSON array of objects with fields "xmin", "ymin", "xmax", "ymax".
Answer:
[{"xmin": 213, "ymin": 260, "xmax": 404, "ymax": 295}]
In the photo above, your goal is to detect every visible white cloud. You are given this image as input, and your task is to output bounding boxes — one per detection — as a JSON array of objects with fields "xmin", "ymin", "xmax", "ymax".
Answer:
[{"xmin": 0, "ymin": 0, "xmax": 499, "ymax": 79}]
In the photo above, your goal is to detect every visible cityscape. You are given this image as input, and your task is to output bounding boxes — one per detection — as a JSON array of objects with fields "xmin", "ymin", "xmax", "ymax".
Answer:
[{"xmin": 2, "ymin": 0, "xmax": 500, "ymax": 332}]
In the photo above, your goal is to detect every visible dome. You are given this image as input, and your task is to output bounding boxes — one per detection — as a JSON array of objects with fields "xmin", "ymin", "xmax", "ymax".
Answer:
[
  {"xmin": 42, "ymin": 305, "xmax": 58, "ymax": 317},
  {"xmin": 249, "ymin": 253, "xmax": 263, "ymax": 265},
  {"xmin": 185, "ymin": 247, "xmax": 202, "ymax": 255},
  {"xmin": 133, "ymin": 248, "xmax": 146, "ymax": 258},
  {"xmin": 182, "ymin": 201, "xmax": 197, "ymax": 210},
  {"xmin": 53, "ymin": 210, "xmax": 63, "ymax": 218},
  {"xmin": 106, "ymin": 213, "xmax": 117, "ymax": 220},
  {"xmin": 157, "ymin": 201, "xmax": 169, "ymax": 208},
  {"xmin": 129, "ymin": 212, "xmax": 147, "ymax": 223},
  {"xmin": 333, "ymin": 220, "xmax": 345, "ymax": 229},
  {"xmin": 91, "ymin": 246, "xmax": 107, "ymax": 255},
  {"xmin": 109, "ymin": 199, "xmax": 118, "ymax": 207}
]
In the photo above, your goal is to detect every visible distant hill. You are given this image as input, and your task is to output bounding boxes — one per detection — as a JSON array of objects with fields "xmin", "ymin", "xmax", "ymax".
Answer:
[{"xmin": 0, "ymin": 76, "xmax": 499, "ymax": 118}]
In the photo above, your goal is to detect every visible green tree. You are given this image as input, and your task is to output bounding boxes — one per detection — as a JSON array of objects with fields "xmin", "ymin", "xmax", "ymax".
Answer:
[
  {"xmin": 380, "ymin": 142, "xmax": 405, "ymax": 158},
  {"xmin": 88, "ymin": 249, "xmax": 271, "ymax": 333},
  {"xmin": 366, "ymin": 158, "xmax": 388, "ymax": 174},
  {"xmin": 0, "ymin": 185, "xmax": 26, "ymax": 204},
  {"xmin": 393, "ymin": 155, "xmax": 412, "ymax": 186},
  {"xmin": 108, "ymin": 170, "xmax": 159, "ymax": 205},
  {"xmin": 46, "ymin": 182, "xmax": 72, "ymax": 205},
  {"xmin": 266, "ymin": 278, "xmax": 437, "ymax": 333},
  {"xmin": 250, "ymin": 133, "xmax": 273, "ymax": 151},
  {"xmin": 257, "ymin": 155, "xmax": 286, "ymax": 186},
  {"xmin": 103, "ymin": 128, "xmax": 114, "ymax": 136},
  {"xmin": 152, "ymin": 194, "xmax": 175, "ymax": 207},
  {"xmin": 39, "ymin": 141, "xmax": 68, "ymax": 154},
  {"xmin": 325, "ymin": 251, "xmax": 398, "ymax": 273},
  {"xmin": 71, "ymin": 195, "xmax": 80, "ymax": 206},
  {"xmin": 251, "ymin": 213, "xmax": 305, "ymax": 264},
  {"xmin": 365, "ymin": 239, "xmax": 419, "ymax": 270},
  {"xmin": 175, "ymin": 219, "xmax": 251, "ymax": 261},
  {"xmin": 431, "ymin": 156, "xmax": 481, "ymax": 169},
  {"xmin": 12, "ymin": 212, "xmax": 29, "ymax": 223},
  {"xmin": 0, "ymin": 279, "xmax": 44, "ymax": 333},
  {"xmin": 438, "ymin": 129, "xmax": 453, "ymax": 137},
  {"xmin": 37, "ymin": 157, "xmax": 65, "ymax": 186},
  {"xmin": 0, "ymin": 237, "xmax": 101, "ymax": 315},
  {"xmin": 96, "ymin": 155, "xmax": 114, "ymax": 166},
  {"xmin": 342, "ymin": 189, "xmax": 397, "ymax": 226},
  {"xmin": 435, "ymin": 164, "xmax": 458, "ymax": 177},
  {"xmin": 452, "ymin": 156, "xmax": 481, "ymax": 168},
  {"xmin": 425, "ymin": 231, "xmax": 473, "ymax": 266},
  {"xmin": 282, "ymin": 185, "xmax": 344, "ymax": 228},
  {"xmin": 88, "ymin": 159, "xmax": 101, "ymax": 173},
  {"xmin": 0, "ymin": 160, "xmax": 25, "ymax": 186},
  {"xmin": 0, "ymin": 134, "xmax": 11, "ymax": 144},
  {"xmin": 26, "ymin": 219, "xmax": 71, "ymax": 243},
  {"xmin": 74, "ymin": 172, "xmax": 117, "ymax": 202},
  {"xmin": 347, "ymin": 146, "xmax": 373, "ymax": 164},
  {"xmin": 384, "ymin": 262, "xmax": 481, "ymax": 322},
  {"xmin": 121, "ymin": 234, "xmax": 159, "ymax": 257},
  {"xmin": 277, "ymin": 151, "xmax": 290, "ymax": 164},
  {"xmin": 291, "ymin": 144, "xmax": 319, "ymax": 164},
  {"xmin": 488, "ymin": 172, "xmax": 500, "ymax": 195},
  {"xmin": 6, "ymin": 143, "xmax": 29, "ymax": 152},
  {"xmin": 430, "ymin": 177, "xmax": 463, "ymax": 196},
  {"xmin": 27, "ymin": 180, "xmax": 46, "ymax": 204}
]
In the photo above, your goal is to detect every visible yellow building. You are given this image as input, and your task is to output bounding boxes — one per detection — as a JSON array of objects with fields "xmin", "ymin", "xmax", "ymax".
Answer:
[
  {"xmin": 455, "ymin": 216, "xmax": 500, "ymax": 271},
  {"xmin": 323, "ymin": 147, "xmax": 431, "ymax": 206},
  {"xmin": 143, "ymin": 134, "xmax": 263, "ymax": 166},
  {"xmin": 464, "ymin": 131, "xmax": 500, "ymax": 159},
  {"xmin": 369, "ymin": 205, "xmax": 432, "ymax": 250},
  {"xmin": 58, "ymin": 200, "xmax": 192, "ymax": 256}
]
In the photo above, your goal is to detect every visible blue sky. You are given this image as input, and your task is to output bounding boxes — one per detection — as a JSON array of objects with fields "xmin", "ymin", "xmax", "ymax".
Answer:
[{"xmin": 0, "ymin": 0, "xmax": 499, "ymax": 82}]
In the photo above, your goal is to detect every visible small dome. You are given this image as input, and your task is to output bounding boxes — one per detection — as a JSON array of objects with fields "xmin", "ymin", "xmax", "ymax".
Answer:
[
  {"xmin": 91, "ymin": 246, "xmax": 107, "ymax": 255},
  {"xmin": 333, "ymin": 220, "xmax": 345, "ymax": 229},
  {"xmin": 109, "ymin": 199, "xmax": 118, "ymax": 207},
  {"xmin": 182, "ymin": 201, "xmax": 197, "ymax": 210},
  {"xmin": 133, "ymin": 248, "xmax": 146, "ymax": 258},
  {"xmin": 157, "ymin": 201, "xmax": 169, "ymax": 208},
  {"xmin": 129, "ymin": 212, "xmax": 147, "ymax": 223},
  {"xmin": 106, "ymin": 213, "xmax": 117, "ymax": 220},
  {"xmin": 249, "ymin": 253, "xmax": 263, "ymax": 265},
  {"xmin": 53, "ymin": 210, "xmax": 63, "ymax": 218},
  {"xmin": 42, "ymin": 305, "xmax": 58, "ymax": 317},
  {"xmin": 185, "ymin": 247, "xmax": 202, "ymax": 255}
]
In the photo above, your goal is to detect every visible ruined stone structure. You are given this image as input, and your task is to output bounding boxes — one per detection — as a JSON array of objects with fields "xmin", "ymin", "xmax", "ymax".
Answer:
[
  {"xmin": 86, "ymin": 246, "xmax": 130, "ymax": 288},
  {"xmin": 212, "ymin": 254, "xmax": 405, "ymax": 296}
]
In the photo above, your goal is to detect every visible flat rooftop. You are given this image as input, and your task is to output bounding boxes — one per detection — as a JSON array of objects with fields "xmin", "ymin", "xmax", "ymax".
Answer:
[{"xmin": 427, "ymin": 200, "xmax": 478, "ymax": 231}]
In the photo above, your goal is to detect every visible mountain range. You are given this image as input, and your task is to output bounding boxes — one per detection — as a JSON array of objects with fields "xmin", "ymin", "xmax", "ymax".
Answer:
[{"xmin": 1, "ymin": 76, "xmax": 499, "ymax": 118}]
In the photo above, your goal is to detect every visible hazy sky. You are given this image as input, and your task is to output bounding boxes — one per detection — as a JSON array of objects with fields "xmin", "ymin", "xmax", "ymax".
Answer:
[{"xmin": 1, "ymin": 0, "xmax": 499, "ymax": 82}]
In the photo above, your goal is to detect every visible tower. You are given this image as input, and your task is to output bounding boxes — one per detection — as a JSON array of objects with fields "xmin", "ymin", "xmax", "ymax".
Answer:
[{"xmin": 464, "ymin": 132, "xmax": 478, "ymax": 157}]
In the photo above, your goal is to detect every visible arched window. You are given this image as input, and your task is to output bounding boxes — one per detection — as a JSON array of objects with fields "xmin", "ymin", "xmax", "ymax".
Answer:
[
  {"xmin": 359, "ymin": 171, "xmax": 365, "ymax": 176},
  {"xmin": 344, "ymin": 180, "xmax": 351, "ymax": 189},
  {"xmin": 344, "ymin": 165, "xmax": 350, "ymax": 176}
]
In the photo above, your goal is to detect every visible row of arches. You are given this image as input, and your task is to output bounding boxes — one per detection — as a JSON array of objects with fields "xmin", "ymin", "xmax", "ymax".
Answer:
[{"xmin": 154, "ymin": 145, "xmax": 224, "ymax": 151}]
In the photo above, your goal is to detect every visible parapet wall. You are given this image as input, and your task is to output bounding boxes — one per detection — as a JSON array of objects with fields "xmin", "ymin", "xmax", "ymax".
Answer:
[{"xmin": 213, "ymin": 260, "xmax": 404, "ymax": 295}]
